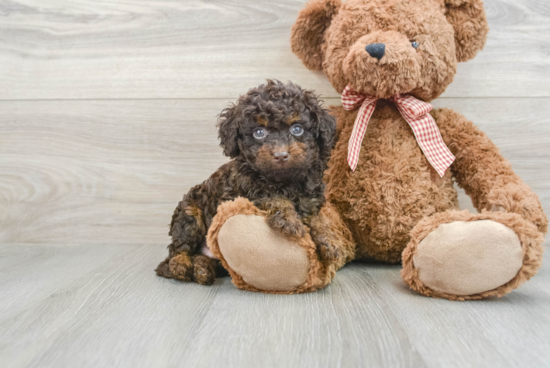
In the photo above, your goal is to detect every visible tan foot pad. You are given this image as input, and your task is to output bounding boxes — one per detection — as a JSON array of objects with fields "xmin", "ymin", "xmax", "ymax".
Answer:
[
  {"xmin": 413, "ymin": 220, "xmax": 523, "ymax": 296},
  {"xmin": 218, "ymin": 214, "xmax": 310, "ymax": 292}
]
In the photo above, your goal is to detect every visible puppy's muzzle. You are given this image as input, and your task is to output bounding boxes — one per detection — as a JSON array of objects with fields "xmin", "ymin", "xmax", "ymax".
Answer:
[{"xmin": 273, "ymin": 151, "xmax": 290, "ymax": 163}]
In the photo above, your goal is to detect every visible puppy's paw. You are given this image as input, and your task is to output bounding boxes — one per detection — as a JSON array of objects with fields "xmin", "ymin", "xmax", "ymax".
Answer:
[
  {"xmin": 155, "ymin": 257, "xmax": 172, "ymax": 278},
  {"xmin": 316, "ymin": 235, "xmax": 340, "ymax": 263},
  {"xmin": 266, "ymin": 208, "xmax": 306, "ymax": 238},
  {"xmin": 192, "ymin": 255, "xmax": 216, "ymax": 285},
  {"xmin": 168, "ymin": 253, "xmax": 194, "ymax": 281}
]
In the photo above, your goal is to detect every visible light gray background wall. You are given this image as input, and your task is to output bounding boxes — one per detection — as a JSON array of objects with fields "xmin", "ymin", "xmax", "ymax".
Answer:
[{"xmin": 1, "ymin": 0, "xmax": 548, "ymax": 246}]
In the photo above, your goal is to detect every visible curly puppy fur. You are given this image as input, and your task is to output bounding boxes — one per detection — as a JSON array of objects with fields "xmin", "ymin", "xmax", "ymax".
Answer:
[
  {"xmin": 155, "ymin": 80, "xmax": 351, "ymax": 285},
  {"xmin": 291, "ymin": 0, "xmax": 546, "ymax": 298}
]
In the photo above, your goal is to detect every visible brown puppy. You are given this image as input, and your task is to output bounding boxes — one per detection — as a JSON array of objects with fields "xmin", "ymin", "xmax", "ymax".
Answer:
[{"xmin": 155, "ymin": 80, "xmax": 339, "ymax": 285}]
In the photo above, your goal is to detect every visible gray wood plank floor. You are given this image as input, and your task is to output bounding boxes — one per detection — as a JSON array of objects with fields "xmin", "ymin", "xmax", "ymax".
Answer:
[
  {"xmin": 0, "ymin": 243, "xmax": 549, "ymax": 368},
  {"xmin": 1, "ymin": 0, "xmax": 549, "ymax": 367}
]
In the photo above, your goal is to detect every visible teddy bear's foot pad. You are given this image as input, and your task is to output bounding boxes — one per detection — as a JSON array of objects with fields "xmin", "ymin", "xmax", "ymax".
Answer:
[
  {"xmin": 217, "ymin": 214, "xmax": 310, "ymax": 292},
  {"xmin": 413, "ymin": 220, "xmax": 523, "ymax": 296}
]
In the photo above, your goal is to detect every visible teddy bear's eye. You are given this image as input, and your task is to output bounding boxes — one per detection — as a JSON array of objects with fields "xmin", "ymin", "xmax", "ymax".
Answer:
[
  {"xmin": 290, "ymin": 124, "xmax": 304, "ymax": 137},
  {"xmin": 253, "ymin": 128, "xmax": 268, "ymax": 139},
  {"xmin": 411, "ymin": 41, "xmax": 419, "ymax": 49}
]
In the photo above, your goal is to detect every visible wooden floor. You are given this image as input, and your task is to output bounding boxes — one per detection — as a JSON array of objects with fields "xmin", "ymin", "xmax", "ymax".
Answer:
[
  {"xmin": 1, "ymin": 0, "xmax": 549, "ymax": 367},
  {"xmin": 0, "ymin": 243, "xmax": 549, "ymax": 368}
]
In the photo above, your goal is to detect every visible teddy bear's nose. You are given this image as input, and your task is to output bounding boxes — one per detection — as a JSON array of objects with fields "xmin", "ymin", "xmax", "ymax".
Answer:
[{"xmin": 365, "ymin": 43, "xmax": 385, "ymax": 60}]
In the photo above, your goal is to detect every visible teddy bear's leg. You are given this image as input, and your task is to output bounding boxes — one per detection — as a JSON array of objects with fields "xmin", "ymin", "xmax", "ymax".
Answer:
[
  {"xmin": 205, "ymin": 198, "xmax": 350, "ymax": 294},
  {"xmin": 401, "ymin": 210, "xmax": 545, "ymax": 300}
]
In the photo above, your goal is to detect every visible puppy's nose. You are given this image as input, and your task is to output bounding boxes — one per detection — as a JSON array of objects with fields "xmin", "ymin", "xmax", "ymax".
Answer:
[
  {"xmin": 273, "ymin": 151, "xmax": 290, "ymax": 162},
  {"xmin": 365, "ymin": 43, "xmax": 385, "ymax": 60}
]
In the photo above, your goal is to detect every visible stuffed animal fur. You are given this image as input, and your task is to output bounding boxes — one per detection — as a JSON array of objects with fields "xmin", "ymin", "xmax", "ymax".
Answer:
[{"xmin": 289, "ymin": 0, "xmax": 547, "ymax": 300}]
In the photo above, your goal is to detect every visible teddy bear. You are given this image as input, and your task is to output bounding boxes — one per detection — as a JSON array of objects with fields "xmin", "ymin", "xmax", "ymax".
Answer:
[{"xmin": 288, "ymin": 0, "xmax": 547, "ymax": 300}]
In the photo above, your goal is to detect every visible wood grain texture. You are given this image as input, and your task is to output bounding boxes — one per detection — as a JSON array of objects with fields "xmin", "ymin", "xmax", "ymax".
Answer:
[
  {"xmin": 1, "ymin": 98, "xmax": 548, "ymax": 246},
  {"xmin": 0, "ymin": 244, "xmax": 135, "ymax": 324},
  {"xmin": 363, "ymin": 257, "xmax": 550, "ymax": 368},
  {"xmin": 1, "ymin": 0, "xmax": 549, "ymax": 100},
  {"xmin": 0, "ymin": 99, "xmax": 228, "ymax": 245},
  {"xmin": 0, "ymin": 243, "xmax": 548, "ymax": 368}
]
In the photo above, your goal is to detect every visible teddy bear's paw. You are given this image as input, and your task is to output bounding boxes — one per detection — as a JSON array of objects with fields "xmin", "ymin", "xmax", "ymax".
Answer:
[
  {"xmin": 412, "ymin": 220, "xmax": 523, "ymax": 297},
  {"xmin": 215, "ymin": 214, "xmax": 311, "ymax": 292}
]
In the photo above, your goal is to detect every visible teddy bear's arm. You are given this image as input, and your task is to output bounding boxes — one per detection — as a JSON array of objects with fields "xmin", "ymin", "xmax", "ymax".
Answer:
[
  {"xmin": 303, "ymin": 203, "xmax": 356, "ymax": 267},
  {"xmin": 434, "ymin": 108, "xmax": 548, "ymax": 234}
]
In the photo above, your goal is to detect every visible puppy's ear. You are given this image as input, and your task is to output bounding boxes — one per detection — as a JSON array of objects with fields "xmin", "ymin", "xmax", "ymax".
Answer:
[
  {"xmin": 217, "ymin": 103, "xmax": 241, "ymax": 158},
  {"xmin": 304, "ymin": 91, "xmax": 336, "ymax": 164},
  {"xmin": 291, "ymin": 0, "xmax": 342, "ymax": 71},
  {"xmin": 444, "ymin": 0, "xmax": 489, "ymax": 62}
]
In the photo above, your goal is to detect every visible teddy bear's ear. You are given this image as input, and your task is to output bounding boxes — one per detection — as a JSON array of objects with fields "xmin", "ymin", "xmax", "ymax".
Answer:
[
  {"xmin": 291, "ymin": 0, "xmax": 342, "ymax": 71},
  {"xmin": 444, "ymin": 0, "xmax": 489, "ymax": 62}
]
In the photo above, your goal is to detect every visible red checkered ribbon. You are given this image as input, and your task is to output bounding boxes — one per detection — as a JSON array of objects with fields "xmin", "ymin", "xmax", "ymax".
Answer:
[{"xmin": 342, "ymin": 85, "xmax": 455, "ymax": 177}]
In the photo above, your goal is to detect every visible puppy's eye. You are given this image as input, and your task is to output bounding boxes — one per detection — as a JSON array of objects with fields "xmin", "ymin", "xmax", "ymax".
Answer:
[
  {"xmin": 411, "ymin": 41, "xmax": 419, "ymax": 49},
  {"xmin": 253, "ymin": 127, "xmax": 268, "ymax": 139},
  {"xmin": 290, "ymin": 124, "xmax": 304, "ymax": 137}
]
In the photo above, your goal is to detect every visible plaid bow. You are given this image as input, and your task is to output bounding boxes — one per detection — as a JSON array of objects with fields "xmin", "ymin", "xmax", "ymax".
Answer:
[{"xmin": 341, "ymin": 85, "xmax": 455, "ymax": 177}]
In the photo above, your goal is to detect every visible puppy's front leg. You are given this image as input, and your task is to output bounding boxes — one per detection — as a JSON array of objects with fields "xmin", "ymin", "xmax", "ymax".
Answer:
[{"xmin": 254, "ymin": 197, "xmax": 306, "ymax": 238}]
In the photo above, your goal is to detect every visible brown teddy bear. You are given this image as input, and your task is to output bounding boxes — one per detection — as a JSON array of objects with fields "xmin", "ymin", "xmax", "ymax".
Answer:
[{"xmin": 290, "ymin": 0, "xmax": 548, "ymax": 300}]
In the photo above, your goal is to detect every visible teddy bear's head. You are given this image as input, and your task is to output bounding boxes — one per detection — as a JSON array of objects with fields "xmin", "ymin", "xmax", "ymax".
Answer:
[{"xmin": 291, "ymin": 0, "xmax": 488, "ymax": 101}]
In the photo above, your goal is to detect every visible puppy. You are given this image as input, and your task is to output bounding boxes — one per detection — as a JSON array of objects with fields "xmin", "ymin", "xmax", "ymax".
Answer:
[{"xmin": 155, "ymin": 80, "xmax": 338, "ymax": 285}]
